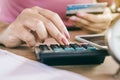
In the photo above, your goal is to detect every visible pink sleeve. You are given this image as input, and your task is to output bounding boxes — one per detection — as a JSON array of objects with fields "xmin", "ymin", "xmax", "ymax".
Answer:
[{"xmin": 0, "ymin": 0, "xmax": 93, "ymax": 23}]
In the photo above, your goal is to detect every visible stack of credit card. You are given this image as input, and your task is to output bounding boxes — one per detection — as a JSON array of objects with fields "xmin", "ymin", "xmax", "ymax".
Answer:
[{"xmin": 66, "ymin": 2, "xmax": 107, "ymax": 16}]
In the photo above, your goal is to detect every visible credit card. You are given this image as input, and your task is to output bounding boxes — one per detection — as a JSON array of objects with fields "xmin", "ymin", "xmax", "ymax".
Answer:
[{"xmin": 66, "ymin": 2, "xmax": 107, "ymax": 16}]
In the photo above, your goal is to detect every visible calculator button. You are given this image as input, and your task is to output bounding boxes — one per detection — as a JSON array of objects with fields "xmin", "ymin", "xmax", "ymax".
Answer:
[
  {"xmin": 82, "ymin": 44, "xmax": 96, "ymax": 50},
  {"xmin": 50, "ymin": 44, "xmax": 64, "ymax": 52},
  {"xmin": 70, "ymin": 44, "xmax": 86, "ymax": 51},
  {"xmin": 39, "ymin": 45, "xmax": 52, "ymax": 53},
  {"xmin": 60, "ymin": 45, "xmax": 75, "ymax": 51},
  {"xmin": 35, "ymin": 43, "xmax": 108, "ymax": 65},
  {"xmin": 87, "ymin": 44, "xmax": 96, "ymax": 50},
  {"xmin": 39, "ymin": 45, "xmax": 50, "ymax": 51}
]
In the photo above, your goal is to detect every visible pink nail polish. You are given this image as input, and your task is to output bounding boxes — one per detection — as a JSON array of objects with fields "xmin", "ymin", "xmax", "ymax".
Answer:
[
  {"xmin": 64, "ymin": 32, "xmax": 70, "ymax": 39},
  {"xmin": 61, "ymin": 38, "xmax": 69, "ymax": 45},
  {"xmin": 76, "ymin": 12, "xmax": 85, "ymax": 17},
  {"xmin": 69, "ymin": 16, "xmax": 77, "ymax": 21}
]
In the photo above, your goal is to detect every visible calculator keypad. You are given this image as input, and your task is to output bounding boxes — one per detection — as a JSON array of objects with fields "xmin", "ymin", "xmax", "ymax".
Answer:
[
  {"xmin": 35, "ymin": 43, "xmax": 108, "ymax": 65},
  {"xmin": 50, "ymin": 44, "xmax": 64, "ymax": 52}
]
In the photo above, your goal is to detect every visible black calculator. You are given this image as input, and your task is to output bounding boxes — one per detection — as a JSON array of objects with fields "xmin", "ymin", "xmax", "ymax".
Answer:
[{"xmin": 34, "ymin": 43, "xmax": 108, "ymax": 66}]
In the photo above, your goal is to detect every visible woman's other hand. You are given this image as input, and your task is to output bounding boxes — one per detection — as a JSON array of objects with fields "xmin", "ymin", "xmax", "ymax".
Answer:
[{"xmin": 69, "ymin": 8, "xmax": 112, "ymax": 33}]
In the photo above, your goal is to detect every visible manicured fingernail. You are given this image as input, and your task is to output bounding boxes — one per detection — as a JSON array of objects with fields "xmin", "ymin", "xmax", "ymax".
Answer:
[
  {"xmin": 61, "ymin": 38, "xmax": 69, "ymax": 45},
  {"xmin": 69, "ymin": 16, "xmax": 77, "ymax": 21},
  {"xmin": 76, "ymin": 12, "xmax": 86, "ymax": 17},
  {"xmin": 64, "ymin": 32, "xmax": 70, "ymax": 39}
]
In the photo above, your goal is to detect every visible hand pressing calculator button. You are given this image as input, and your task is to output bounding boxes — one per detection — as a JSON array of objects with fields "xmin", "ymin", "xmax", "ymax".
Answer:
[
  {"xmin": 34, "ymin": 43, "xmax": 108, "ymax": 66},
  {"xmin": 50, "ymin": 44, "xmax": 64, "ymax": 52}
]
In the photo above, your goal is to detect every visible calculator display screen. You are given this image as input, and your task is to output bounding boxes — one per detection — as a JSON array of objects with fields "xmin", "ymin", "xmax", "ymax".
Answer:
[{"xmin": 80, "ymin": 36, "xmax": 105, "ymax": 46}]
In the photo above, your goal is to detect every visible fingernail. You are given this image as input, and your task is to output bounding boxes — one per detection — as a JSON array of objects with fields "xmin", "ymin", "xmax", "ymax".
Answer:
[
  {"xmin": 61, "ymin": 38, "xmax": 69, "ymax": 45},
  {"xmin": 64, "ymin": 32, "xmax": 70, "ymax": 39},
  {"xmin": 69, "ymin": 16, "xmax": 77, "ymax": 21},
  {"xmin": 76, "ymin": 12, "xmax": 86, "ymax": 17}
]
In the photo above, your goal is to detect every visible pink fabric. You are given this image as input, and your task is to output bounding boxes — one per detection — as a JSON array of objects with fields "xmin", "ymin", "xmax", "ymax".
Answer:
[{"xmin": 0, "ymin": 0, "xmax": 92, "ymax": 26}]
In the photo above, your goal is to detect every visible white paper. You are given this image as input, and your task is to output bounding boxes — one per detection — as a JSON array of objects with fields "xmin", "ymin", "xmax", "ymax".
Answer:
[{"xmin": 0, "ymin": 49, "xmax": 90, "ymax": 80}]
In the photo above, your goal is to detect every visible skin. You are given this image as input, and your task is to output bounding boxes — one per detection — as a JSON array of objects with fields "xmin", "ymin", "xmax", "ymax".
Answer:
[
  {"xmin": 69, "ymin": 7, "xmax": 112, "ymax": 33},
  {"xmin": 97, "ymin": 0, "xmax": 114, "ymax": 6},
  {"xmin": 0, "ymin": 0, "xmax": 113, "ymax": 48},
  {"xmin": 69, "ymin": 0, "xmax": 113, "ymax": 33},
  {"xmin": 0, "ymin": 7, "xmax": 70, "ymax": 48}
]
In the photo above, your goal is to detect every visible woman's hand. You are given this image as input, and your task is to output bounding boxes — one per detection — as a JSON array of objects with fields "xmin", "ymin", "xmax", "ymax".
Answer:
[
  {"xmin": 69, "ymin": 8, "xmax": 112, "ymax": 33},
  {"xmin": 0, "ymin": 6, "xmax": 70, "ymax": 48}
]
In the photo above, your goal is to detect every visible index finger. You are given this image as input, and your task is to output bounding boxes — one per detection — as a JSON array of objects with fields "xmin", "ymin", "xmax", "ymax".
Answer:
[{"xmin": 32, "ymin": 6, "xmax": 70, "ymax": 39}]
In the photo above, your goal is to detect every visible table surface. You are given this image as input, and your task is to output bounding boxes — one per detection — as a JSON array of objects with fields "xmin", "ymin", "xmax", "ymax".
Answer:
[{"xmin": 0, "ymin": 29, "xmax": 120, "ymax": 80}]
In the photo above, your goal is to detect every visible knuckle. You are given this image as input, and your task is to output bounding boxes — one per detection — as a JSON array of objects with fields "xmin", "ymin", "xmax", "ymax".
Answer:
[
  {"xmin": 51, "ymin": 13, "xmax": 60, "ymax": 19},
  {"xmin": 24, "ymin": 35, "xmax": 34, "ymax": 43},
  {"xmin": 32, "ymin": 6, "xmax": 40, "ymax": 10},
  {"xmin": 25, "ymin": 36, "xmax": 36, "ymax": 47},
  {"xmin": 45, "ymin": 20, "xmax": 52, "ymax": 26},
  {"xmin": 33, "ymin": 19, "xmax": 40, "ymax": 25},
  {"xmin": 55, "ymin": 32, "xmax": 62, "ymax": 39},
  {"xmin": 31, "ymin": 19, "xmax": 43, "ymax": 31},
  {"xmin": 22, "ymin": 8, "xmax": 32, "ymax": 14},
  {"xmin": 34, "ymin": 19, "xmax": 43, "ymax": 24}
]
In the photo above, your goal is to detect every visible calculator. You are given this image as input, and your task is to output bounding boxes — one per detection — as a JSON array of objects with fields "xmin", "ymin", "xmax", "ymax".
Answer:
[{"xmin": 34, "ymin": 43, "xmax": 108, "ymax": 66}]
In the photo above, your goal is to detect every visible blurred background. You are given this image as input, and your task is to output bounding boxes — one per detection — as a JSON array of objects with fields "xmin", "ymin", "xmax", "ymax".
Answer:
[{"xmin": 95, "ymin": 0, "xmax": 120, "ymax": 12}]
